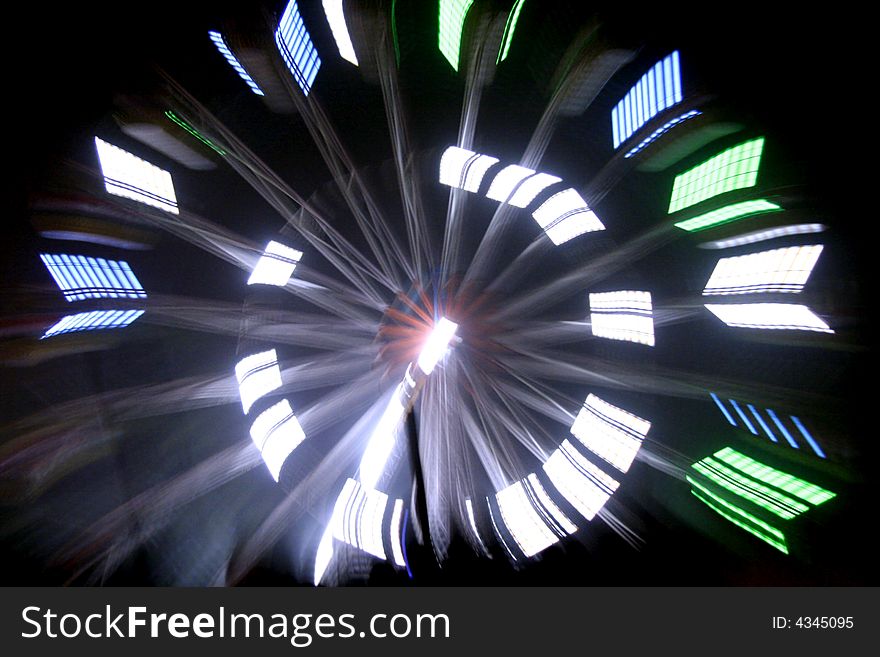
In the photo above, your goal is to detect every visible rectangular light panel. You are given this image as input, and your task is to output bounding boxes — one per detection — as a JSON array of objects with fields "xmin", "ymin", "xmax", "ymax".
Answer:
[
  {"xmin": 543, "ymin": 439, "xmax": 619, "ymax": 521},
  {"xmin": 702, "ymin": 245, "xmax": 823, "ymax": 296},
  {"xmin": 699, "ymin": 223, "xmax": 826, "ymax": 250},
  {"xmin": 94, "ymin": 137, "xmax": 179, "ymax": 214},
  {"xmin": 275, "ymin": 1, "xmax": 322, "ymax": 95},
  {"xmin": 495, "ymin": 477, "xmax": 575, "ymax": 558},
  {"xmin": 496, "ymin": 0, "xmax": 527, "ymax": 64},
  {"xmin": 322, "ymin": 0, "xmax": 358, "ymax": 66},
  {"xmin": 439, "ymin": 146, "xmax": 499, "ymax": 192},
  {"xmin": 612, "ymin": 51, "xmax": 682, "ymax": 149},
  {"xmin": 330, "ymin": 478, "xmax": 388, "ymax": 560},
  {"xmin": 208, "ymin": 31, "xmax": 265, "ymax": 96},
  {"xmin": 674, "ymin": 199, "xmax": 782, "ymax": 232},
  {"xmin": 438, "ymin": 0, "xmax": 475, "ymax": 71},
  {"xmin": 624, "ymin": 109, "xmax": 701, "ymax": 158},
  {"xmin": 42, "ymin": 309, "xmax": 144, "ymax": 339},
  {"xmin": 589, "ymin": 290, "xmax": 655, "ymax": 346},
  {"xmin": 486, "ymin": 164, "xmax": 536, "ymax": 203},
  {"xmin": 532, "ymin": 188, "xmax": 605, "ymax": 245},
  {"xmin": 235, "ymin": 349, "xmax": 283, "ymax": 414},
  {"xmin": 249, "ymin": 399, "xmax": 306, "ymax": 481},
  {"xmin": 40, "ymin": 253, "xmax": 147, "ymax": 302},
  {"xmin": 247, "ymin": 240, "xmax": 303, "ymax": 286},
  {"xmin": 570, "ymin": 394, "xmax": 651, "ymax": 473},
  {"xmin": 704, "ymin": 303, "xmax": 833, "ymax": 333},
  {"xmin": 668, "ymin": 137, "xmax": 765, "ymax": 213}
]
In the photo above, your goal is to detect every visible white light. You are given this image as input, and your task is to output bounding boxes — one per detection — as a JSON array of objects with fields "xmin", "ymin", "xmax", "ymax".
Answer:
[
  {"xmin": 358, "ymin": 391, "xmax": 407, "ymax": 491},
  {"xmin": 439, "ymin": 146, "xmax": 499, "ymax": 192},
  {"xmin": 698, "ymin": 224, "xmax": 828, "ymax": 250},
  {"xmin": 235, "ymin": 349, "xmax": 283, "ymax": 414},
  {"xmin": 322, "ymin": 0, "xmax": 358, "ymax": 66},
  {"xmin": 249, "ymin": 399, "xmax": 306, "ymax": 481},
  {"xmin": 313, "ymin": 527, "xmax": 334, "ymax": 586},
  {"xmin": 247, "ymin": 240, "xmax": 303, "ymax": 286},
  {"xmin": 465, "ymin": 498, "xmax": 488, "ymax": 553},
  {"xmin": 702, "ymin": 245, "xmax": 823, "ymax": 296},
  {"xmin": 416, "ymin": 317, "xmax": 459, "ymax": 375},
  {"xmin": 94, "ymin": 137, "xmax": 178, "ymax": 214},
  {"xmin": 543, "ymin": 440, "xmax": 619, "ymax": 521},
  {"xmin": 208, "ymin": 30, "xmax": 265, "ymax": 96},
  {"xmin": 570, "ymin": 394, "xmax": 651, "ymax": 473},
  {"xmin": 704, "ymin": 303, "xmax": 834, "ymax": 333},
  {"xmin": 612, "ymin": 51, "xmax": 682, "ymax": 149},
  {"xmin": 42, "ymin": 309, "xmax": 144, "ymax": 339},
  {"xmin": 330, "ymin": 478, "xmax": 388, "ymax": 560},
  {"xmin": 275, "ymin": 1, "xmax": 322, "ymax": 95},
  {"xmin": 527, "ymin": 473, "xmax": 578, "ymax": 535},
  {"xmin": 486, "ymin": 164, "xmax": 535, "ymax": 203},
  {"xmin": 532, "ymin": 188, "xmax": 604, "ymax": 245},
  {"xmin": 40, "ymin": 253, "xmax": 147, "ymax": 302},
  {"xmin": 506, "ymin": 172, "xmax": 562, "ymax": 208},
  {"xmin": 389, "ymin": 498, "xmax": 406, "ymax": 568},
  {"xmin": 496, "ymin": 478, "xmax": 575, "ymax": 558},
  {"xmin": 589, "ymin": 290, "xmax": 655, "ymax": 346}
]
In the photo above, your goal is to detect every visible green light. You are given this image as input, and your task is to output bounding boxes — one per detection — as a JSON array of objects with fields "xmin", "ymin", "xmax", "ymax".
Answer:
[
  {"xmin": 714, "ymin": 447, "xmax": 836, "ymax": 506},
  {"xmin": 668, "ymin": 137, "xmax": 765, "ymax": 214},
  {"xmin": 391, "ymin": 0, "xmax": 400, "ymax": 65},
  {"xmin": 165, "ymin": 111, "xmax": 227, "ymax": 156},
  {"xmin": 496, "ymin": 0, "xmax": 527, "ymax": 64},
  {"xmin": 438, "ymin": 0, "xmax": 474, "ymax": 71},
  {"xmin": 673, "ymin": 199, "xmax": 782, "ymax": 232},
  {"xmin": 692, "ymin": 458, "xmax": 808, "ymax": 520},
  {"xmin": 689, "ymin": 477, "xmax": 789, "ymax": 554}
]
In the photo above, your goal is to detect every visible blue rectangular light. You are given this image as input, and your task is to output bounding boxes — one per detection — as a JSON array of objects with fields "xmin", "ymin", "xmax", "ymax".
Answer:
[
  {"xmin": 790, "ymin": 415, "xmax": 827, "ymax": 459},
  {"xmin": 208, "ymin": 31, "xmax": 265, "ymax": 96},
  {"xmin": 710, "ymin": 392, "xmax": 737, "ymax": 427},
  {"xmin": 728, "ymin": 398, "xmax": 757, "ymax": 435},
  {"xmin": 40, "ymin": 254, "xmax": 147, "ymax": 302},
  {"xmin": 747, "ymin": 404, "xmax": 778, "ymax": 443},
  {"xmin": 612, "ymin": 51, "xmax": 683, "ymax": 149},
  {"xmin": 42, "ymin": 309, "xmax": 144, "ymax": 339},
  {"xmin": 275, "ymin": 1, "xmax": 322, "ymax": 95}
]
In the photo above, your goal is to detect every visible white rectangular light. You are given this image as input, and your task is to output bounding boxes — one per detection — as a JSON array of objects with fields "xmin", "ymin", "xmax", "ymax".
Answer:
[
  {"xmin": 40, "ymin": 253, "xmax": 147, "ymax": 302},
  {"xmin": 330, "ymin": 478, "xmax": 388, "ymax": 560},
  {"xmin": 235, "ymin": 349, "xmax": 283, "ymax": 414},
  {"xmin": 704, "ymin": 303, "xmax": 834, "ymax": 333},
  {"xmin": 570, "ymin": 394, "xmax": 650, "ymax": 473},
  {"xmin": 612, "ymin": 51, "xmax": 682, "ymax": 149},
  {"xmin": 699, "ymin": 224, "xmax": 827, "ymax": 250},
  {"xmin": 208, "ymin": 31, "xmax": 265, "ymax": 95},
  {"xmin": 439, "ymin": 146, "xmax": 499, "ymax": 192},
  {"xmin": 589, "ymin": 290, "xmax": 655, "ymax": 346},
  {"xmin": 496, "ymin": 477, "xmax": 575, "ymax": 558},
  {"xmin": 543, "ymin": 440, "xmax": 619, "ymax": 521},
  {"xmin": 702, "ymin": 245, "xmax": 823, "ymax": 296},
  {"xmin": 41, "ymin": 309, "xmax": 144, "ymax": 339},
  {"xmin": 247, "ymin": 240, "xmax": 303, "ymax": 286},
  {"xmin": 416, "ymin": 317, "xmax": 459, "ymax": 375},
  {"xmin": 322, "ymin": 0, "xmax": 358, "ymax": 66},
  {"xmin": 532, "ymin": 188, "xmax": 604, "ymax": 245},
  {"xmin": 389, "ymin": 498, "xmax": 406, "ymax": 567},
  {"xmin": 249, "ymin": 399, "xmax": 306, "ymax": 481},
  {"xmin": 486, "ymin": 164, "xmax": 535, "ymax": 203},
  {"xmin": 94, "ymin": 137, "xmax": 178, "ymax": 214},
  {"xmin": 507, "ymin": 172, "xmax": 562, "ymax": 208}
]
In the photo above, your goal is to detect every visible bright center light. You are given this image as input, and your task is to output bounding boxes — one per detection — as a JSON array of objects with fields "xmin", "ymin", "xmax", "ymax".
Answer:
[{"xmin": 416, "ymin": 317, "xmax": 459, "ymax": 375}]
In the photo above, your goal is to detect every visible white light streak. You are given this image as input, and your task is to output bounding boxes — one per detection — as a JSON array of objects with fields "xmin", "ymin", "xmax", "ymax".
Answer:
[
  {"xmin": 439, "ymin": 146, "xmax": 499, "ymax": 192},
  {"xmin": 570, "ymin": 394, "xmax": 651, "ymax": 473},
  {"xmin": 465, "ymin": 498, "xmax": 489, "ymax": 553},
  {"xmin": 486, "ymin": 164, "xmax": 535, "ymax": 203},
  {"xmin": 330, "ymin": 478, "xmax": 388, "ymax": 560},
  {"xmin": 532, "ymin": 188, "xmax": 604, "ymax": 245},
  {"xmin": 589, "ymin": 290, "xmax": 655, "ymax": 346},
  {"xmin": 249, "ymin": 399, "xmax": 306, "ymax": 481},
  {"xmin": 247, "ymin": 240, "xmax": 303, "ymax": 286},
  {"xmin": 235, "ymin": 349, "xmax": 283, "ymax": 414},
  {"xmin": 322, "ymin": 0, "xmax": 358, "ymax": 65},
  {"xmin": 41, "ymin": 309, "xmax": 144, "ymax": 339},
  {"xmin": 543, "ymin": 440, "xmax": 619, "ymax": 521},
  {"xmin": 703, "ymin": 245, "xmax": 824, "ymax": 296},
  {"xmin": 389, "ymin": 498, "xmax": 406, "ymax": 567},
  {"xmin": 416, "ymin": 317, "xmax": 459, "ymax": 375},
  {"xmin": 94, "ymin": 137, "xmax": 178, "ymax": 214},
  {"xmin": 358, "ymin": 391, "xmax": 407, "ymax": 491},
  {"xmin": 698, "ymin": 224, "xmax": 827, "ymax": 250},
  {"xmin": 704, "ymin": 303, "xmax": 834, "ymax": 333}
]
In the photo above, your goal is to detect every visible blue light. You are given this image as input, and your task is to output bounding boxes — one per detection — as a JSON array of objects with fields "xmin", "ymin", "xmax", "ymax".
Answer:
[
  {"xmin": 790, "ymin": 415, "xmax": 826, "ymax": 459},
  {"xmin": 766, "ymin": 408, "xmax": 799, "ymax": 450},
  {"xmin": 41, "ymin": 254, "xmax": 147, "ymax": 302},
  {"xmin": 42, "ymin": 309, "xmax": 144, "ymax": 339},
  {"xmin": 612, "ymin": 51, "xmax": 682, "ymax": 149},
  {"xmin": 208, "ymin": 31, "xmax": 265, "ymax": 96},
  {"xmin": 623, "ymin": 110, "xmax": 701, "ymax": 158},
  {"xmin": 275, "ymin": 1, "xmax": 322, "ymax": 95},
  {"xmin": 728, "ymin": 399, "xmax": 757, "ymax": 435},
  {"xmin": 747, "ymin": 404, "xmax": 778, "ymax": 443},
  {"xmin": 710, "ymin": 392, "xmax": 737, "ymax": 427}
]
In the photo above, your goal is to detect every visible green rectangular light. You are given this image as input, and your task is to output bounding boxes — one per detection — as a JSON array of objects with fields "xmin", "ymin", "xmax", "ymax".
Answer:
[
  {"xmin": 673, "ymin": 198, "xmax": 781, "ymax": 232},
  {"xmin": 668, "ymin": 137, "xmax": 765, "ymax": 213},
  {"xmin": 438, "ymin": 0, "xmax": 475, "ymax": 71},
  {"xmin": 689, "ymin": 477, "xmax": 789, "ymax": 554},
  {"xmin": 496, "ymin": 0, "xmax": 527, "ymax": 64}
]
